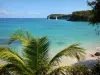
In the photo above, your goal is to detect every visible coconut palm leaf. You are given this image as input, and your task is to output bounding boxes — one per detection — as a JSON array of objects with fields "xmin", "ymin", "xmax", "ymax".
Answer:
[
  {"xmin": 49, "ymin": 43, "xmax": 86, "ymax": 66},
  {"xmin": 0, "ymin": 64, "xmax": 11, "ymax": 75},
  {"xmin": 8, "ymin": 29, "xmax": 32, "ymax": 46},
  {"xmin": 23, "ymin": 36, "xmax": 50, "ymax": 73},
  {"xmin": 0, "ymin": 46, "xmax": 33, "ymax": 75},
  {"xmin": 48, "ymin": 66, "xmax": 65, "ymax": 75},
  {"xmin": 0, "ymin": 46, "xmax": 24, "ymax": 65},
  {"xmin": 48, "ymin": 66, "xmax": 90, "ymax": 75},
  {"xmin": 0, "ymin": 64, "xmax": 25, "ymax": 75},
  {"xmin": 5, "ymin": 30, "xmax": 87, "ymax": 75}
]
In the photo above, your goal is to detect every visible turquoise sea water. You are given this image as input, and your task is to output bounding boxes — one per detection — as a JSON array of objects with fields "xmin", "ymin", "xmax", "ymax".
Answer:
[{"xmin": 0, "ymin": 18, "xmax": 100, "ymax": 59}]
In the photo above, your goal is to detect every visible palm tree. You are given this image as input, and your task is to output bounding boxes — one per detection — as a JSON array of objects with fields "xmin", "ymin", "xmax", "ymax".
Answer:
[{"xmin": 0, "ymin": 30, "xmax": 86, "ymax": 75}]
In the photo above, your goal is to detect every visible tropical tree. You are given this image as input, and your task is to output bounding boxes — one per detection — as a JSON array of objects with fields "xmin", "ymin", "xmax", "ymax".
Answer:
[
  {"xmin": 88, "ymin": 0, "xmax": 100, "ymax": 24},
  {"xmin": 0, "ymin": 30, "xmax": 86, "ymax": 75},
  {"xmin": 90, "ymin": 59, "xmax": 100, "ymax": 75}
]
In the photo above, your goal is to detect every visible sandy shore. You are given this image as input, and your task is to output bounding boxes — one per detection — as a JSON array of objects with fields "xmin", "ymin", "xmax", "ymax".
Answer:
[{"xmin": 58, "ymin": 50, "xmax": 99, "ymax": 66}]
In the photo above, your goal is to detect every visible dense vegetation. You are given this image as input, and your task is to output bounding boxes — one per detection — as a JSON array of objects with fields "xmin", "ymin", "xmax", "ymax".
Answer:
[
  {"xmin": 47, "ymin": 14, "xmax": 71, "ymax": 20},
  {"xmin": 68, "ymin": 10, "xmax": 93, "ymax": 21},
  {"xmin": 88, "ymin": 0, "xmax": 100, "ymax": 24},
  {"xmin": 47, "ymin": 10, "xmax": 93, "ymax": 21}
]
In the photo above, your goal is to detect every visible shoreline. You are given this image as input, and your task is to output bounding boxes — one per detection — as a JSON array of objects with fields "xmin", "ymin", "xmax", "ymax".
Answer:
[{"xmin": 50, "ymin": 46, "xmax": 100, "ymax": 66}]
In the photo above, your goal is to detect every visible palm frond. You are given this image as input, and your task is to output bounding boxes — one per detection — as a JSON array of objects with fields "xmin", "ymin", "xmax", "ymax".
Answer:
[
  {"xmin": 0, "ymin": 46, "xmax": 24, "ymax": 64},
  {"xmin": 0, "ymin": 64, "xmax": 11, "ymax": 75},
  {"xmin": 8, "ymin": 29, "xmax": 32, "ymax": 46},
  {"xmin": 48, "ymin": 66, "xmax": 65, "ymax": 75},
  {"xmin": 23, "ymin": 36, "xmax": 50, "ymax": 72},
  {"xmin": 49, "ymin": 43, "xmax": 86, "ymax": 66},
  {"xmin": 0, "ymin": 64, "xmax": 24, "ymax": 75},
  {"xmin": 0, "ymin": 46, "xmax": 33, "ymax": 75},
  {"xmin": 48, "ymin": 66, "xmax": 90, "ymax": 75}
]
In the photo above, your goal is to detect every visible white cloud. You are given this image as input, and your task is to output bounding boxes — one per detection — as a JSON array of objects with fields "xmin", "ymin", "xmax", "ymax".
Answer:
[
  {"xmin": 0, "ymin": 10, "xmax": 8, "ymax": 14},
  {"xmin": 0, "ymin": 9, "xmax": 41, "ymax": 18},
  {"xmin": 0, "ymin": 9, "xmax": 40, "ymax": 15}
]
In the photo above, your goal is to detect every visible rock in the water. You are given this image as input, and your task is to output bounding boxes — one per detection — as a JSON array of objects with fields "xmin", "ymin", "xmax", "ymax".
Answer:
[{"xmin": 95, "ymin": 52, "xmax": 100, "ymax": 56}]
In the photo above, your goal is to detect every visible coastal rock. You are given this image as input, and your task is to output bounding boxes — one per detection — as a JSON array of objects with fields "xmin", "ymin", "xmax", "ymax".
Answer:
[{"xmin": 95, "ymin": 52, "xmax": 100, "ymax": 56}]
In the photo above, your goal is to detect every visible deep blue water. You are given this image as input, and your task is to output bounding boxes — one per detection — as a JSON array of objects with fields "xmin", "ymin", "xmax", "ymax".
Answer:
[{"xmin": 0, "ymin": 18, "xmax": 100, "ymax": 54}]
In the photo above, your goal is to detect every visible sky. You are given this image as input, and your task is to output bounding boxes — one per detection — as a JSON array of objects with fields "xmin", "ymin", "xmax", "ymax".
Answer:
[{"xmin": 0, "ymin": 0, "xmax": 91, "ymax": 18}]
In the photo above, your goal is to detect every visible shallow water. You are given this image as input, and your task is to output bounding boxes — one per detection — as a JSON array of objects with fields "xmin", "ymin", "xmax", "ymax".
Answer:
[{"xmin": 0, "ymin": 18, "xmax": 100, "ymax": 65}]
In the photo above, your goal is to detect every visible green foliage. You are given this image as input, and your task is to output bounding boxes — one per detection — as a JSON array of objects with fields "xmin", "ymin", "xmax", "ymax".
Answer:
[
  {"xmin": 8, "ymin": 29, "xmax": 32, "ymax": 46},
  {"xmin": 0, "ymin": 47, "xmax": 24, "ymax": 66},
  {"xmin": 91, "ymin": 60, "xmax": 100, "ymax": 75},
  {"xmin": 47, "ymin": 14, "xmax": 71, "ymax": 19},
  {"xmin": 24, "ymin": 37, "xmax": 49, "ymax": 73},
  {"xmin": 50, "ymin": 43, "xmax": 85, "ymax": 66},
  {"xmin": 48, "ymin": 66, "xmax": 90, "ymax": 75},
  {"xmin": 69, "ymin": 10, "xmax": 93, "ymax": 21},
  {"xmin": 0, "ymin": 30, "xmax": 86, "ymax": 75},
  {"xmin": 88, "ymin": 0, "xmax": 100, "ymax": 24},
  {"xmin": 48, "ymin": 10, "xmax": 93, "ymax": 21},
  {"xmin": 0, "ymin": 47, "xmax": 33, "ymax": 75}
]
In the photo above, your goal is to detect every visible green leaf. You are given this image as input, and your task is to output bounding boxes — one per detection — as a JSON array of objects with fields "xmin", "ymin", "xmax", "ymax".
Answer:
[
  {"xmin": 0, "ymin": 46, "xmax": 33, "ymax": 75},
  {"xmin": 8, "ymin": 29, "xmax": 32, "ymax": 46},
  {"xmin": 50, "ymin": 43, "xmax": 86, "ymax": 66},
  {"xmin": 23, "ymin": 37, "xmax": 50, "ymax": 72}
]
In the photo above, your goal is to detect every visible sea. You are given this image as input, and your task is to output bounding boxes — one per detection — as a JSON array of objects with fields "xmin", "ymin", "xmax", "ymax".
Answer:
[{"xmin": 0, "ymin": 18, "xmax": 100, "ymax": 65}]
